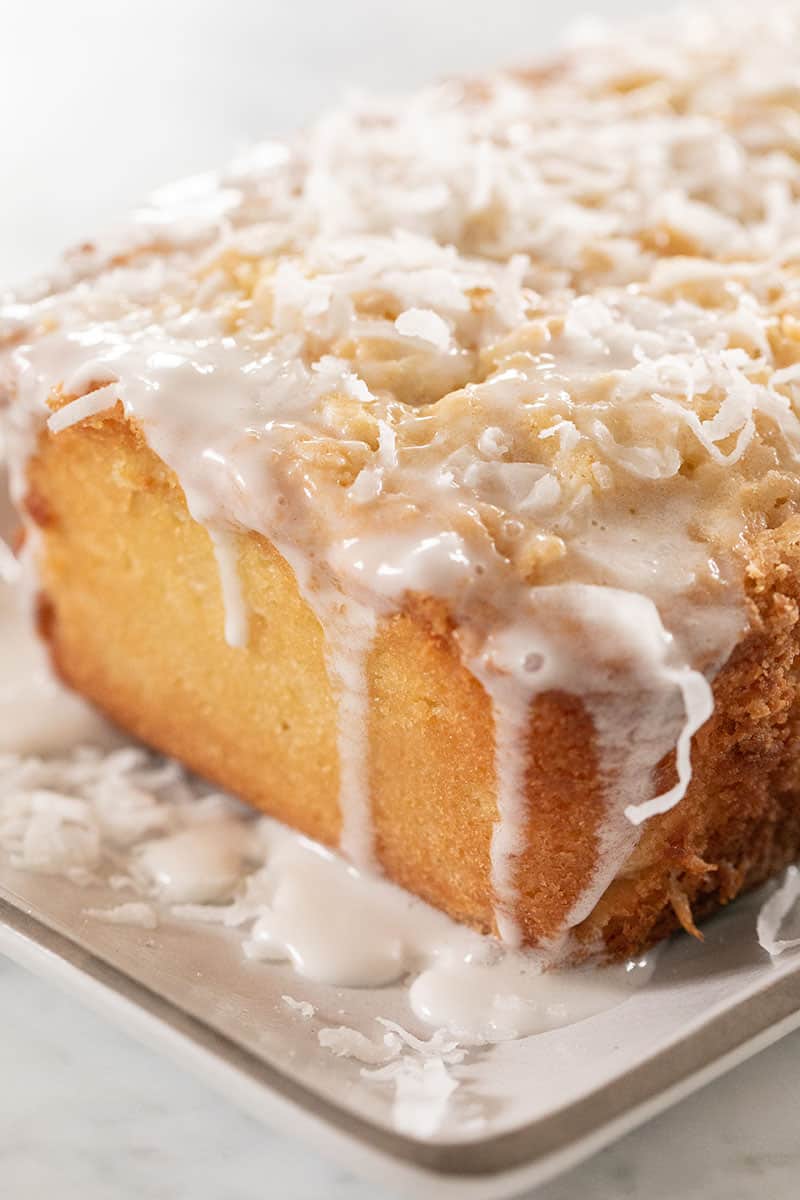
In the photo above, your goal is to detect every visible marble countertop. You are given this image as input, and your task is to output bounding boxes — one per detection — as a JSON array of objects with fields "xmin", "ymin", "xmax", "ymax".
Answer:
[
  {"xmin": 2, "ymin": 1, "xmax": 800, "ymax": 1196},
  {"xmin": 2, "ymin": 954, "xmax": 800, "ymax": 1200}
]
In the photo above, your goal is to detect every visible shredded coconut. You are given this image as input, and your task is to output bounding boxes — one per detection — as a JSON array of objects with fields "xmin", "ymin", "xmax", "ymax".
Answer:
[
  {"xmin": 757, "ymin": 866, "xmax": 800, "ymax": 957},
  {"xmin": 281, "ymin": 995, "xmax": 316, "ymax": 1019},
  {"xmin": 361, "ymin": 1056, "xmax": 460, "ymax": 1138},
  {"xmin": 394, "ymin": 308, "xmax": 451, "ymax": 350},
  {"xmin": 46, "ymin": 383, "xmax": 120, "ymax": 433},
  {"xmin": 84, "ymin": 902, "xmax": 159, "ymax": 930},
  {"xmin": 317, "ymin": 1016, "xmax": 467, "ymax": 1135},
  {"xmin": 317, "ymin": 1026, "xmax": 395, "ymax": 1065}
]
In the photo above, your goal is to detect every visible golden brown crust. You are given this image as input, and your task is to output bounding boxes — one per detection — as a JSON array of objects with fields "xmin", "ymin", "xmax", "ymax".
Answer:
[
  {"xmin": 24, "ymin": 414, "xmax": 800, "ymax": 955},
  {"xmin": 577, "ymin": 523, "xmax": 800, "ymax": 954}
]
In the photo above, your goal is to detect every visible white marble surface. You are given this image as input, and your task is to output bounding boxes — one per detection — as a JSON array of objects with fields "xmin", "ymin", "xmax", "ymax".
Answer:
[
  {"xmin": 2, "ymin": 1, "xmax": 800, "ymax": 1196},
  {"xmin": 2, "ymin": 953, "xmax": 800, "ymax": 1200}
]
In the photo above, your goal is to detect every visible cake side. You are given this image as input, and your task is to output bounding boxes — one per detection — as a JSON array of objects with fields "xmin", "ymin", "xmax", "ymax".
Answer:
[
  {"xmin": 578, "ymin": 516, "xmax": 800, "ymax": 954},
  {"xmin": 24, "ymin": 410, "xmax": 800, "ymax": 956},
  {"xmin": 27, "ymin": 413, "xmax": 499, "ymax": 932}
]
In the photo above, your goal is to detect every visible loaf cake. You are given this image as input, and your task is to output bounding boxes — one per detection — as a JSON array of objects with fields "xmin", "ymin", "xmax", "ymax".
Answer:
[{"xmin": 4, "ymin": 2, "xmax": 800, "ymax": 960}]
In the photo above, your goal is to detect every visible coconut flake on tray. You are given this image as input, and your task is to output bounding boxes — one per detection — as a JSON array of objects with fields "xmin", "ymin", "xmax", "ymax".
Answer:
[
  {"xmin": 757, "ymin": 866, "xmax": 800, "ymax": 958},
  {"xmin": 84, "ymin": 901, "xmax": 159, "ymax": 930}
]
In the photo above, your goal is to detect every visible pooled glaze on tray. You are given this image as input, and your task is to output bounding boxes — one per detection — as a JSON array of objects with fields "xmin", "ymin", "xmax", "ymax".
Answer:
[{"xmin": 0, "ymin": 563, "xmax": 653, "ymax": 1046}]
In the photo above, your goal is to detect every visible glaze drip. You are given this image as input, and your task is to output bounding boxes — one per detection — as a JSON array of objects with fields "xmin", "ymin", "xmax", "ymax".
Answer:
[
  {"xmin": 208, "ymin": 529, "xmax": 249, "ymax": 650},
  {"xmin": 309, "ymin": 590, "xmax": 377, "ymax": 867}
]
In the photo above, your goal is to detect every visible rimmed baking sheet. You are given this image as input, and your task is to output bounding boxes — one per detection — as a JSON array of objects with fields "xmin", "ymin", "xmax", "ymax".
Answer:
[{"xmin": 2, "ymin": 857, "xmax": 800, "ymax": 1199}]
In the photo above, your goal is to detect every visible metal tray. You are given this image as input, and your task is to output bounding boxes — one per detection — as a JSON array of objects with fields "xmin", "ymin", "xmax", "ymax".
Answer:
[{"xmin": 2, "ymin": 857, "xmax": 799, "ymax": 1199}]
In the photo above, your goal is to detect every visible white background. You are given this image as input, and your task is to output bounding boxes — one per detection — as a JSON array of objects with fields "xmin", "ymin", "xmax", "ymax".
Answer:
[
  {"xmin": 3, "ymin": 2, "xmax": 800, "ymax": 1198},
  {"xmin": 0, "ymin": 0, "xmax": 670, "ymax": 283}
]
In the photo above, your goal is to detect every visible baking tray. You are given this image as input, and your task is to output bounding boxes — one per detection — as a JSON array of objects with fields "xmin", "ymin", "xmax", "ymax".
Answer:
[{"xmin": 2, "ymin": 853, "xmax": 800, "ymax": 1199}]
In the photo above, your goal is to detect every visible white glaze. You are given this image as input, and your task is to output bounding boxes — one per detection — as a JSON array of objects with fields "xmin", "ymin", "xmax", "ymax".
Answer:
[
  {"xmin": 466, "ymin": 664, "xmax": 531, "ymax": 949},
  {"xmin": 134, "ymin": 822, "xmax": 256, "ymax": 904},
  {"xmin": 309, "ymin": 591, "xmax": 376, "ymax": 867},
  {"xmin": 0, "ymin": 604, "xmax": 657, "ymax": 1046},
  {"xmin": 471, "ymin": 586, "xmax": 736, "ymax": 939},
  {"xmin": 623, "ymin": 665, "xmax": 715, "ymax": 826},
  {"xmin": 0, "ymin": 557, "xmax": 656, "ymax": 1040},
  {"xmin": 207, "ymin": 530, "xmax": 248, "ymax": 649},
  {"xmin": 3, "ymin": 288, "xmax": 759, "ymax": 944},
  {"xmin": 409, "ymin": 954, "xmax": 654, "ymax": 1044},
  {"xmin": 0, "ymin": 571, "xmax": 653, "ymax": 1044},
  {"xmin": 0, "ymin": 585, "xmax": 119, "ymax": 758}
]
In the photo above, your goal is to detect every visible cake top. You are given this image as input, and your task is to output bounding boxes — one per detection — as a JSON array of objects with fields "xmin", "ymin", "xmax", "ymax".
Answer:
[
  {"xmin": 5, "ymin": 2, "xmax": 800, "ymax": 620},
  {"xmin": 3, "ymin": 2, "xmax": 800, "ymax": 939}
]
